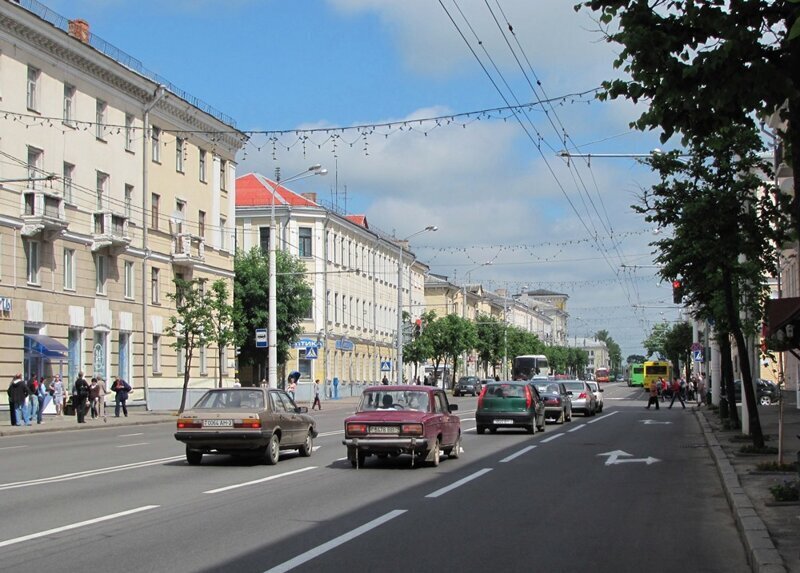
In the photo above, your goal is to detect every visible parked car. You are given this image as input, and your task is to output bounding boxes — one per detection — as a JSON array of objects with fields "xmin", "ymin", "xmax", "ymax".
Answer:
[
  {"xmin": 175, "ymin": 387, "xmax": 317, "ymax": 466},
  {"xmin": 476, "ymin": 381, "xmax": 547, "ymax": 434},
  {"xmin": 561, "ymin": 380, "xmax": 597, "ymax": 416},
  {"xmin": 533, "ymin": 381, "xmax": 573, "ymax": 424},
  {"xmin": 453, "ymin": 376, "xmax": 481, "ymax": 397},
  {"xmin": 342, "ymin": 386, "xmax": 461, "ymax": 468},
  {"xmin": 586, "ymin": 381, "xmax": 604, "ymax": 413},
  {"xmin": 732, "ymin": 379, "xmax": 780, "ymax": 406}
]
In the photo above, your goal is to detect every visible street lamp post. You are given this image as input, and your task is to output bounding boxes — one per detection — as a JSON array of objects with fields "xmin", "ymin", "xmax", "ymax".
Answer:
[
  {"xmin": 396, "ymin": 225, "xmax": 437, "ymax": 384},
  {"xmin": 268, "ymin": 165, "xmax": 327, "ymax": 389}
]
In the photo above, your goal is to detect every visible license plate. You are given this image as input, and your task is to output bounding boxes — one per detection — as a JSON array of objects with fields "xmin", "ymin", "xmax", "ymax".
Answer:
[
  {"xmin": 369, "ymin": 425, "xmax": 399, "ymax": 434},
  {"xmin": 203, "ymin": 419, "xmax": 233, "ymax": 427},
  {"xmin": 493, "ymin": 419, "xmax": 514, "ymax": 425}
]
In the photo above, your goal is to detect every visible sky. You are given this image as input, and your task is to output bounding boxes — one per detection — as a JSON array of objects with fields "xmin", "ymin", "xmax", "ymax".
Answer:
[{"xmin": 44, "ymin": 0, "xmax": 685, "ymax": 357}]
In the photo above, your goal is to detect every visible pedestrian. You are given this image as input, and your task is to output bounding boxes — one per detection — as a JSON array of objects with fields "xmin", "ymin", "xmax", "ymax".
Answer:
[
  {"xmin": 7, "ymin": 373, "xmax": 28, "ymax": 426},
  {"xmin": 381, "ymin": 375, "xmax": 389, "ymax": 385},
  {"xmin": 645, "ymin": 377, "xmax": 660, "ymax": 410},
  {"xmin": 50, "ymin": 375, "xmax": 65, "ymax": 416},
  {"xmin": 697, "ymin": 373, "xmax": 707, "ymax": 406},
  {"xmin": 669, "ymin": 376, "xmax": 686, "ymax": 409},
  {"xmin": 260, "ymin": 378, "xmax": 269, "ymax": 388},
  {"xmin": 111, "ymin": 377, "xmax": 132, "ymax": 417},
  {"xmin": 656, "ymin": 377, "xmax": 665, "ymax": 402},
  {"xmin": 73, "ymin": 371, "xmax": 89, "ymax": 423},
  {"xmin": 312, "ymin": 379, "xmax": 322, "ymax": 410},
  {"xmin": 27, "ymin": 375, "xmax": 40, "ymax": 425},
  {"xmin": 88, "ymin": 377, "xmax": 100, "ymax": 419},
  {"xmin": 96, "ymin": 376, "xmax": 108, "ymax": 421},
  {"xmin": 494, "ymin": 375, "xmax": 500, "ymax": 381},
  {"xmin": 286, "ymin": 371, "xmax": 299, "ymax": 401},
  {"xmin": 34, "ymin": 375, "xmax": 46, "ymax": 424},
  {"xmin": 233, "ymin": 379, "xmax": 241, "ymax": 388}
]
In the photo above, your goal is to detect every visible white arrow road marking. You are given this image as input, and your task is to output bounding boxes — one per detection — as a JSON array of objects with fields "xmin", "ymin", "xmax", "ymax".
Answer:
[
  {"xmin": 597, "ymin": 450, "xmax": 660, "ymax": 466},
  {"xmin": 640, "ymin": 419, "xmax": 672, "ymax": 425}
]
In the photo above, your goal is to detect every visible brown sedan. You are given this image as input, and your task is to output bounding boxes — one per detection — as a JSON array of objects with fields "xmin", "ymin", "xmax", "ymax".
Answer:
[{"xmin": 174, "ymin": 387, "xmax": 318, "ymax": 465}]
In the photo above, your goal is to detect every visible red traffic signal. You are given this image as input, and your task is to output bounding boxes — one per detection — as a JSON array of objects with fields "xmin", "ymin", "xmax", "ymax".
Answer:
[{"xmin": 672, "ymin": 279, "xmax": 684, "ymax": 304}]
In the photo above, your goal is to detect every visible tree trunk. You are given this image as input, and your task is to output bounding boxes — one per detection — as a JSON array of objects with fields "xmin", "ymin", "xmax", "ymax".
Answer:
[
  {"xmin": 719, "ymin": 336, "xmax": 739, "ymax": 428},
  {"xmin": 218, "ymin": 346, "xmax": 224, "ymax": 388}
]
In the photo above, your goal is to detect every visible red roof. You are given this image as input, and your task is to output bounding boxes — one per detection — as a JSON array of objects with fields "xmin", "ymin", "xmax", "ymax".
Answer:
[
  {"xmin": 346, "ymin": 214, "xmax": 368, "ymax": 228},
  {"xmin": 236, "ymin": 173, "xmax": 320, "ymax": 207}
]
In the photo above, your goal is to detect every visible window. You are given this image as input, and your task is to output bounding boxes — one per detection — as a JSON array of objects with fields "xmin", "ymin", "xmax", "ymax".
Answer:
[
  {"xmin": 304, "ymin": 288, "xmax": 313, "ymax": 320},
  {"xmin": 95, "ymin": 99, "xmax": 107, "ymax": 140},
  {"xmin": 219, "ymin": 216, "xmax": 227, "ymax": 251},
  {"xmin": 259, "ymin": 227, "xmax": 270, "ymax": 253},
  {"xmin": 334, "ymin": 293, "xmax": 339, "ymax": 323},
  {"xmin": 124, "ymin": 184, "xmax": 133, "ymax": 219},
  {"xmin": 199, "ymin": 345, "xmax": 208, "ymax": 375},
  {"xmin": 299, "ymin": 227, "xmax": 312, "ymax": 258},
  {"xmin": 63, "ymin": 248, "xmax": 75, "ymax": 291},
  {"xmin": 176, "ymin": 137, "xmax": 185, "ymax": 172},
  {"xmin": 219, "ymin": 159, "xmax": 227, "ymax": 191},
  {"xmin": 125, "ymin": 114, "xmax": 134, "ymax": 151},
  {"xmin": 68, "ymin": 329, "xmax": 82, "ymax": 386},
  {"xmin": 95, "ymin": 254, "xmax": 107, "ymax": 295},
  {"xmin": 152, "ymin": 334, "xmax": 161, "ymax": 374},
  {"xmin": 174, "ymin": 200, "xmax": 185, "ymax": 234},
  {"xmin": 199, "ymin": 149, "xmax": 206, "ymax": 182},
  {"xmin": 151, "ymin": 267, "xmax": 160, "ymax": 304},
  {"xmin": 27, "ymin": 146, "xmax": 43, "ymax": 190},
  {"xmin": 63, "ymin": 84, "xmax": 75, "ymax": 125},
  {"xmin": 63, "ymin": 162, "xmax": 74, "ymax": 203},
  {"xmin": 198, "ymin": 211, "xmax": 206, "ymax": 240},
  {"xmin": 96, "ymin": 171, "xmax": 108, "ymax": 210},
  {"xmin": 26, "ymin": 66, "xmax": 39, "ymax": 111},
  {"xmin": 151, "ymin": 126, "xmax": 161, "ymax": 162},
  {"xmin": 177, "ymin": 346, "xmax": 185, "ymax": 375},
  {"xmin": 26, "ymin": 240, "xmax": 40, "ymax": 285},
  {"xmin": 124, "ymin": 261, "xmax": 134, "ymax": 299},
  {"xmin": 151, "ymin": 193, "xmax": 160, "ymax": 230}
]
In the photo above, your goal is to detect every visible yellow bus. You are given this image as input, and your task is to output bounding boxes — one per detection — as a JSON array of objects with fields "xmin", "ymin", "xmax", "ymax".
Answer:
[{"xmin": 642, "ymin": 361, "xmax": 672, "ymax": 391}]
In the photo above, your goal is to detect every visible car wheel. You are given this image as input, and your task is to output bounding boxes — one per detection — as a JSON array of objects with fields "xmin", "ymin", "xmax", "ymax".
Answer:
[
  {"xmin": 526, "ymin": 418, "xmax": 536, "ymax": 434},
  {"xmin": 454, "ymin": 390, "xmax": 460, "ymax": 397},
  {"xmin": 537, "ymin": 415, "xmax": 546, "ymax": 432},
  {"xmin": 566, "ymin": 408, "xmax": 572, "ymax": 422},
  {"xmin": 489, "ymin": 426, "xmax": 497, "ymax": 434},
  {"xmin": 299, "ymin": 430, "xmax": 313, "ymax": 457},
  {"xmin": 476, "ymin": 425, "xmax": 486, "ymax": 435},
  {"xmin": 427, "ymin": 438, "xmax": 441, "ymax": 467},
  {"xmin": 445, "ymin": 434, "xmax": 461, "ymax": 459},
  {"xmin": 759, "ymin": 395, "xmax": 772, "ymax": 406},
  {"xmin": 185, "ymin": 446, "xmax": 202, "ymax": 466},
  {"xmin": 556, "ymin": 409, "xmax": 565, "ymax": 424},
  {"xmin": 265, "ymin": 433, "xmax": 280, "ymax": 465}
]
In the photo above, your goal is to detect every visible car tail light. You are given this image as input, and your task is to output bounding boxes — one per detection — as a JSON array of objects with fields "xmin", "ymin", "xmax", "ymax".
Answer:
[
  {"xmin": 545, "ymin": 398, "xmax": 559, "ymax": 406},
  {"xmin": 477, "ymin": 386, "xmax": 487, "ymax": 409},
  {"xmin": 177, "ymin": 418, "xmax": 201, "ymax": 429},
  {"xmin": 347, "ymin": 423, "xmax": 368, "ymax": 436},
  {"xmin": 578, "ymin": 392, "xmax": 587, "ymax": 399},
  {"xmin": 525, "ymin": 385, "xmax": 532, "ymax": 409},
  {"xmin": 234, "ymin": 419, "xmax": 262, "ymax": 429},
  {"xmin": 401, "ymin": 424, "xmax": 423, "ymax": 436}
]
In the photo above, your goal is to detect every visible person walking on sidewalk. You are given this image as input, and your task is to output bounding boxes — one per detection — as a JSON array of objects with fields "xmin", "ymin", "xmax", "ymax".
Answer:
[
  {"xmin": 7, "ymin": 373, "xmax": 28, "ymax": 425},
  {"xmin": 646, "ymin": 378, "xmax": 660, "ymax": 410},
  {"xmin": 73, "ymin": 372, "xmax": 89, "ymax": 424},
  {"xmin": 112, "ymin": 377, "xmax": 132, "ymax": 417},
  {"xmin": 88, "ymin": 377, "xmax": 100, "ymax": 419},
  {"xmin": 669, "ymin": 376, "xmax": 686, "ymax": 409},
  {"xmin": 312, "ymin": 379, "xmax": 322, "ymax": 410},
  {"xmin": 49, "ymin": 375, "xmax": 65, "ymax": 416}
]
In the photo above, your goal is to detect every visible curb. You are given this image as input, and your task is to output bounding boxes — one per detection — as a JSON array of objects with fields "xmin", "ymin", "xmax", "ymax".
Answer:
[
  {"xmin": 0, "ymin": 416, "xmax": 175, "ymax": 437},
  {"xmin": 694, "ymin": 410, "xmax": 787, "ymax": 573}
]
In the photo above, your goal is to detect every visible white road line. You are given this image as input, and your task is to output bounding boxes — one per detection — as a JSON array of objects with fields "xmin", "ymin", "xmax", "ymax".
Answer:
[
  {"xmin": 0, "ymin": 456, "xmax": 184, "ymax": 491},
  {"xmin": 0, "ymin": 445, "xmax": 28, "ymax": 451},
  {"xmin": 568, "ymin": 424, "xmax": 586, "ymax": 433},
  {"xmin": 499, "ymin": 445, "xmax": 536, "ymax": 463},
  {"xmin": 116, "ymin": 442, "xmax": 149, "ymax": 448},
  {"xmin": 316, "ymin": 430, "xmax": 344, "ymax": 437},
  {"xmin": 335, "ymin": 457, "xmax": 348, "ymax": 461},
  {"xmin": 204, "ymin": 466, "xmax": 317, "ymax": 494},
  {"xmin": 0, "ymin": 505, "xmax": 159, "ymax": 549},
  {"xmin": 463, "ymin": 426, "xmax": 476, "ymax": 432},
  {"xmin": 263, "ymin": 509, "xmax": 407, "ymax": 573},
  {"xmin": 425, "ymin": 468, "xmax": 493, "ymax": 499},
  {"xmin": 118, "ymin": 432, "xmax": 144, "ymax": 437},
  {"xmin": 587, "ymin": 411, "xmax": 620, "ymax": 424},
  {"xmin": 540, "ymin": 433, "xmax": 564, "ymax": 443},
  {"xmin": 460, "ymin": 417, "xmax": 476, "ymax": 422}
]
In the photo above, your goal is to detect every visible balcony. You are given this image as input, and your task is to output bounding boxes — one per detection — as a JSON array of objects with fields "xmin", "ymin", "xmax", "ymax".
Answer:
[
  {"xmin": 91, "ymin": 210, "xmax": 131, "ymax": 253},
  {"xmin": 20, "ymin": 190, "xmax": 68, "ymax": 239},
  {"xmin": 171, "ymin": 233, "xmax": 205, "ymax": 267}
]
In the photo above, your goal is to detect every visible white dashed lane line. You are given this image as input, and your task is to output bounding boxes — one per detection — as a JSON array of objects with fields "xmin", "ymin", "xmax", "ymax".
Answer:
[
  {"xmin": 568, "ymin": 424, "xmax": 586, "ymax": 433},
  {"xmin": 118, "ymin": 433, "xmax": 144, "ymax": 437},
  {"xmin": 0, "ymin": 445, "xmax": 28, "ymax": 451},
  {"xmin": 204, "ymin": 466, "xmax": 317, "ymax": 494},
  {"xmin": 499, "ymin": 445, "xmax": 536, "ymax": 463},
  {"xmin": 540, "ymin": 433, "xmax": 564, "ymax": 443},
  {"xmin": 425, "ymin": 468, "xmax": 493, "ymax": 499},
  {"xmin": 587, "ymin": 411, "xmax": 619, "ymax": 424},
  {"xmin": 116, "ymin": 442, "xmax": 149, "ymax": 448}
]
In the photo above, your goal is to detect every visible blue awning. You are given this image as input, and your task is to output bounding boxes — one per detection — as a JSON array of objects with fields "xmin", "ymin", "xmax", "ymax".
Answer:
[{"xmin": 24, "ymin": 334, "xmax": 67, "ymax": 359}]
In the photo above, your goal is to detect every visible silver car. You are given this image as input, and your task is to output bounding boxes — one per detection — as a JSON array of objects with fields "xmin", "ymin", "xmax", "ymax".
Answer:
[
  {"xmin": 586, "ymin": 381, "xmax": 604, "ymax": 413},
  {"xmin": 561, "ymin": 380, "xmax": 597, "ymax": 416}
]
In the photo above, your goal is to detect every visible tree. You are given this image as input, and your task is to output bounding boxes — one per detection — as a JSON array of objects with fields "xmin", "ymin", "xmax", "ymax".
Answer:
[
  {"xmin": 475, "ymin": 313, "xmax": 504, "ymax": 376},
  {"xmin": 663, "ymin": 321, "xmax": 693, "ymax": 380},
  {"xmin": 234, "ymin": 247, "xmax": 313, "ymax": 375},
  {"xmin": 595, "ymin": 329, "xmax": 622, "ymax": 375},
  {"xmin": 165, "ymin": 278, "xmax": 212, "ymax": 413},
  {"xmin": 544, "ymin": 345, "xmax": 569, "ymax": 375},
  {"xmin": 440, "ymin": 314, "xmax": 478, "ymax": 389},
  {"xmin": 403, "ymin": 310, "xmax": 436, "ymax": 381},
  {"xmin": 566, "ymin": 347, "xmax": 589, "ymax": 378},
  {"xmin": 206, "ymin": 279, "xmax": 235, "ymax": 388},
  {"xmin": 627, "ymin": 354, "xmax": 646, "ymax": 364},
  {"xmin": 642, "ymin": 323, "xmax": 670, "ymax": 360}
]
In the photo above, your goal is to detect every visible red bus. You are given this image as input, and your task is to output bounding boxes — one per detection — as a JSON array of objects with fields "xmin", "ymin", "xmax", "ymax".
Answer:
[{"xmin": 595, "ymin": 367, "xmax": 610, "ymax": 383}]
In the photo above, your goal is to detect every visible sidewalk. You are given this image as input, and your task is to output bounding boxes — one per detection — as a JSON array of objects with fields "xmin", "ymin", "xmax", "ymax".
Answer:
[{"xmin": 695, "ymin": 391, "xmax": 800, "ymax": 573}]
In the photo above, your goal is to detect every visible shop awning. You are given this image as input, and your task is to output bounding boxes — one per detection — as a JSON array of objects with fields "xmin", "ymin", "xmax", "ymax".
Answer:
[{"xmin": 24, "ymin": 334, "xmax": 67, "ymax": 359}]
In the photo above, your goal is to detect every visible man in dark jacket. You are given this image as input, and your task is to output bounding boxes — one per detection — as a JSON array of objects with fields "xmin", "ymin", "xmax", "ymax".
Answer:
[
  {"xmin": 74, "ymin": 372, "xmax": 89, "ymax": 423},
  {"xmin": 7, "ymin": 374, "xmax": 28, "ymax": 426},
  {"xmin": 112, "ymin": 377, "xmax": 132, "ymax": 417}
]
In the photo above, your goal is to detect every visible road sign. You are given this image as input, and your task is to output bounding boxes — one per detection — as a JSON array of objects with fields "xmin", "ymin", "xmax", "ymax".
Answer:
[
  {"xmin": 304, "ymin": 346, "xmax": 318, "ymax": 360},
  {"xmin": 691, "ymin": 342, "xmax": 703, "ymax": 352},
  {"xmin": 380, "ymin": 360, "xmax": 392, "ymax": 372},
  {"xmin": 336, "ymin": 339, "xmax": 354, "ymax": 352},
  {"xmin": 255, "ymin": 328, "xmax": 268, "ymax": 348},
  {"xmin": 597, "ymin": 450, "xmax": 660, "ymax": 466},
  {"xmin": 692, "ymin": 349, "xmax": 704, "ymax": 362}
]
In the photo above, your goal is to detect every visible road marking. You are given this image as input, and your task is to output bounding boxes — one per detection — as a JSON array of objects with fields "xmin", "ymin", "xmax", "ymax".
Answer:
[
  {"xmin": 425, "ymin": 468, "xmax": 493, "ymax": 499},
  {"xmin": 118, "ymin": 432, "xmax": 144, "ymax": 437},
  {"xmin": 316, "ymin": 430, "xmax": 344, "ymax": 437},
  {"xmin": 460, "ymin": 417, "xmax": 476, "ymax": 422},
  {"xmin": 335, "ymin": 457, "xmax": 348, "ymax": 461},
  {"xmin": 0, "ymin": 456, "xmax": 184, "ymax": 491},
  {"xmin": 500, "ymin": 445, "xmax": 536, "ymax": 463},
  {"xmin": 0, "ymin": 445, "xmax": 28, "ymax": 451},
  {"xmin": 463, "ymin": 426, "xmax": 476, "ymax": 432},
  {"xmin": 540, "ymin": 433, "xmax": 564, "ymax": 443},
  {"xmin": 0, "ymin": 505, "xmax": 159, "ymax": 549},
  {"xmin": 640, "ymin": 419, "xmax": 672, "ymax": 425},
  {"xmin": 597, "ymin": 450, "xmax": 660, "ymax": 466},
  {"xmin": 263, "ymin": 509, "xmax": 407, "ymax": 573},
  {"xmin": 116, "ymin": 442, "xmax": 149, "ymax": 448},
  {"xmin": 204, "ymin": 466, "xmax": 317, "ymax": 494},
  {"xmin": 567, "ymin": 424, "xmax": 586, "ymax": 433},
  {"xmin": 587, "ymin": 411, "xmax": 619, "ymax": 424}
]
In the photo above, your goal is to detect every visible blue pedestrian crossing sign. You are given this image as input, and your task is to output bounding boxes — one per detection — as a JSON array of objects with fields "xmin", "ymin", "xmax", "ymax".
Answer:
[
  {"xmin": 305, "ymin": 346, "xmax": 318, "ymax": 360},
  {"xmin": 381, "ymin": 360, "xmax": 392, "ymax": 372},
  {"xmin": 692, "ymin": 349, "xmax": 703, "ymax": 362}
]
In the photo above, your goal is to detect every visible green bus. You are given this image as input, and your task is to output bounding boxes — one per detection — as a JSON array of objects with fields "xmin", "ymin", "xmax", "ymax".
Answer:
[{"xmin": 627, "ymin": 363, "xmax": 644, "ymax": 387}]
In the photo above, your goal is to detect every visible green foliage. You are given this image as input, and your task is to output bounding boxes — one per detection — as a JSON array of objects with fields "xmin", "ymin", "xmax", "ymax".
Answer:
[
  {"xmin": 475, "ymin": 313, "xmax": 504, "ymax": 373},
  {"xmin": 627, "ymin": 354, "xmax": 647, "ymax": 364},
  {"xmin": 434, "ymin": 314, "xmax": 478, "ymax": 388},
  {"xmin": 403, "ymin": 310, "xmax": 436, "ymax": 375},
  {"xmin": 595, "ymin": 329, "xmax": 622, "ymax": 374},
  {"xmin": 769, "ymin": 481, "xmax": 799, "ymax": 502},
  {"xmin": 567, "ymin": 347, "xmax": 589, "ymax": 378},
  {"xmin": 642, "ymin": 323, "xmax": 670, "ymax": 360},
  {"xmin": 663, "ymin": 321, "xmax": 693, "ymax": 376},
  {"xmin": 206, "ymin": 279, "xmax": 235, "ymax": 389}
]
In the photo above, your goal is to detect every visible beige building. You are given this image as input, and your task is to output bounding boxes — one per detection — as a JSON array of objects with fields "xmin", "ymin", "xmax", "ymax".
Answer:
[
  {"xmin": 569, "ymin": 337, "xmax": 609, "ymax": 377},
  {"xmin": 0, "ymin": 2, "xmax": 244, "ymax": 409},
  {"xmin": 516, "ymin": 289, "xmax": 569, "ymax": 346},
  {"xmin": 235, "ymin": 173, "xmax": 429, "ymax": 392}
]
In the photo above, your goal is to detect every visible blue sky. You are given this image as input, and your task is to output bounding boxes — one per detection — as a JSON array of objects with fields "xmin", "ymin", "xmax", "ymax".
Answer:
[{"xmin": 44, "ymin": 0, "xmax": 683, "ymax": 357}]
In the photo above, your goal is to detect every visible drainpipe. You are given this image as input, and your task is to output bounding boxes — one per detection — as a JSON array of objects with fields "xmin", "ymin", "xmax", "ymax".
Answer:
[{"xmin": 141, "ymin": 85, "xmax": 166, "ymax": 410}]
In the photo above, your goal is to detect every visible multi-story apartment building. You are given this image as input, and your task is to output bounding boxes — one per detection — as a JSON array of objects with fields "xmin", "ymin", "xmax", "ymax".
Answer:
[
  {"xmin": 0, "ymin": 1, "xmax": 244, "ymax": 409},
  {"xmin": 516, "ymin": 289, "xmax": 569, "ymax": 346},
  {"xmin": 568, "ymin": 337, "xmax": 609, "ymax": 377},
  {"xmin": 235, "ymin": 173, "xmax": 429, "ymax": 390}
]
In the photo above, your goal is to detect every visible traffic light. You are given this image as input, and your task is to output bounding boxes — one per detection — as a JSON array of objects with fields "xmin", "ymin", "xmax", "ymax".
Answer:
[
  {"xmin": 672, "ymin": 279, "xmax": 684, "ymax": 304},
  {"xmin": 413, "ymin": 318, "xmax": 422, "ymax": 338}
]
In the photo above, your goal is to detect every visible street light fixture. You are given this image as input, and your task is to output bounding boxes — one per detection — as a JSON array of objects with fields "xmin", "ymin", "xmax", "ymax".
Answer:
[
  {"xmin": 268, "ymin": 164, "xmax": 327, "ymax": 389},
  {"xmin": 396, "ymin": 225, "xmax": 437, "ymax": 384}
]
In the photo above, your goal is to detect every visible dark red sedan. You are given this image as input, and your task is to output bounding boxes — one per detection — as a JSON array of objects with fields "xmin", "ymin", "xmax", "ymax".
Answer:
[{"xmin": 343, "ymin": 385, "xmax": 461, "ymax": 468}]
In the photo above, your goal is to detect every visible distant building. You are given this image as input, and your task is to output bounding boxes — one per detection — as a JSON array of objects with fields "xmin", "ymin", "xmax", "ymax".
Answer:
[
  {"xmin": 568, "ymin": 337, "xmax": 609, "ymax": 377},
  {"xmin": 515, "ymin": 289, "xmax": 568, "ymax": 346}
]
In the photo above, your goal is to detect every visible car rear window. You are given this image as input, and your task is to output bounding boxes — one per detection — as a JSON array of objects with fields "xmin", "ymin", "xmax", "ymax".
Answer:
[
  {"xmin": 358, "ymin": 390, "xmax": 430, "ymax": 412},
  {"xmin": 485, "ymin": 384, "xmax": 525, "ymax": 398},
  {"xmin": 562, "ymin": 382, "xmax": 585, "ymax": 392},
  {"xmin": 194, "ymin": 390, "xmax": 264, "ymax": 409}
]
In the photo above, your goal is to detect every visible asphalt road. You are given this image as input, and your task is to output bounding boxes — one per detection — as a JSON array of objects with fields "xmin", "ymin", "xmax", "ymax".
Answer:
[{"xmin": 0, "ymin": 384, "xmax": 749, "ymax": 573}]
